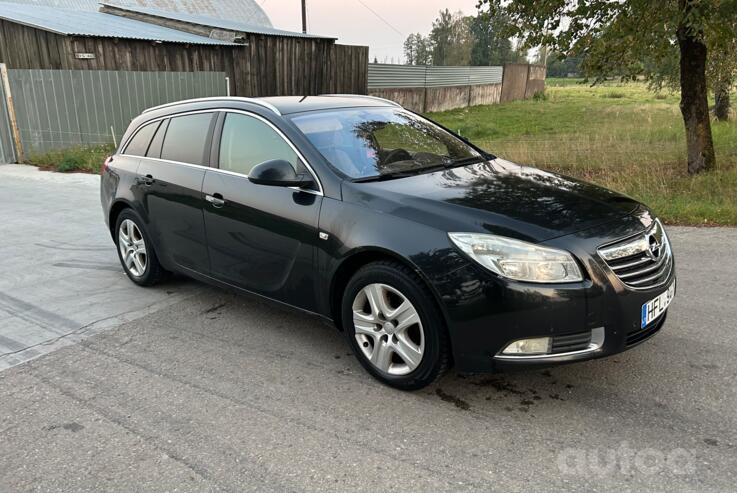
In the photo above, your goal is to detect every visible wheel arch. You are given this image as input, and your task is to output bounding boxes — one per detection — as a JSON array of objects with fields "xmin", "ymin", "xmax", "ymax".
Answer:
[
  {"xmin": 328, "ymin": 247, "xmax": 449, "ymax": 332},
  {"xmin": 108, "ymin": 200, "xmax": 135, "ymax": 237},
  {"xmin": 108, "ymin": 199, "xmax": 150, "ymax": 239}
]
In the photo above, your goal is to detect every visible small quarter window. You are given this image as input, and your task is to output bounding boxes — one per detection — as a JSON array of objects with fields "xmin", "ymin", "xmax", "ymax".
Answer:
[
  {"xmin": 124, "ymin": 121, "xmax": 159, "ymax": 157},
  {"xmin": 160, "ymin": 113, "xmax": 214, "ymax": 165},
  {"xmin": 146, "ymin": 119, "xmax": 168, "ymax": 158},
  {"xmin": 219, "ymin": 113, "xmax": 299, "ymax": 175}
]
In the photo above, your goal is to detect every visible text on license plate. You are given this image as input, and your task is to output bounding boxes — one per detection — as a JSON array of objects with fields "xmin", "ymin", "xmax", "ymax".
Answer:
[{"xmin": 641, "ymin": 281, "xmax": 675, "ymax": 328}]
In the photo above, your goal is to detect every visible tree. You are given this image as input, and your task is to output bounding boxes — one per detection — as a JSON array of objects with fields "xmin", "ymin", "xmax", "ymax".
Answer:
[
  {"xmin": 403, "ymin": 35, "xmax": 416, "ymax": 65},
  {"xmin": 707, "ymin": 24, "xmax": 737, "ymax": 121},
  {"xmin": 469, "ymin": 13, "xmax": 525, "ymax": 66},
  {"xmin": 545, "ymin": 52, "xmax": 583, "ymax": 78},
  {"xmin": 430, "ymin": 9, "xmax": 455, "ymax": 66},
  {"xmin": 427, "ymin": 10, "xmax": 475, "ymax": 66},
  {"xmin": 415, "ymin": 35, "xmax": 432, "ymax": 65},
  {"xmin": 479, "ymin": 0, "xmax": 737, "ymax": 174},
  {"xmin": 403, "ymin": 33, "xmax": 432, "ymax": 66}
]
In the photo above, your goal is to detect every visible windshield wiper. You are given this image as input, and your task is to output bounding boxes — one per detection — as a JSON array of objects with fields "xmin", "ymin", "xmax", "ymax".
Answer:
[
  {"xmin": 352, "ymin": 158, "xmax": 485, "ymax": 183},
  {"xmin": 352, "ymin": 170, "xmax": 420, "ymax": 183},
  {"xmin": 446, "ymin": 155, "xmax": 485, "ymax": 167}
]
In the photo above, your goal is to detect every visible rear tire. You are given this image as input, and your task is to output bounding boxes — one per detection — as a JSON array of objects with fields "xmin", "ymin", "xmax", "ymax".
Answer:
[
  {"xmin": 342, "ymin": 261, "xmax": 451, "ymax": 390},
  {"xmin": 114, "ymin": 209, "xmax": 167, "ymax": 286}
]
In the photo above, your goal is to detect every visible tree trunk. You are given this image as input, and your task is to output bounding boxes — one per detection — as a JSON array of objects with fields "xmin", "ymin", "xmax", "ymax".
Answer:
[
  {"xmin": 714, "ymin": 80, "xmax": 731, "ymax": 121},
  {"xmin": 677, "ymin": 10, "xmax": 716, "ymax": 174}
]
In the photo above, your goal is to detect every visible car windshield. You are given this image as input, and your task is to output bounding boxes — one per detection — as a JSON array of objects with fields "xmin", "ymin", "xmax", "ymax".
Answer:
[{"xmin": 289, "ymin": 107, "xmax": 483, "ymax": 180}]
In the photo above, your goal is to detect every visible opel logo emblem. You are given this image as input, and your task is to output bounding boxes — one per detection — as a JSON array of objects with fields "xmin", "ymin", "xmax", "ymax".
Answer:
[{"xmin": 647, "ymin": 234, "xmax": 661, "ymax": 260}]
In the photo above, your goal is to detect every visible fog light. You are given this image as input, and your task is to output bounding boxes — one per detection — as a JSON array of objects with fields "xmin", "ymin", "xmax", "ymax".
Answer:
[{"xmin": 502, "ymin": 337, "xmax": 552, "ymax": 355}]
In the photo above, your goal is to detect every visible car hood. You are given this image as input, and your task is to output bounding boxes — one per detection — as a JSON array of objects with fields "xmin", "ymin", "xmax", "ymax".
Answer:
[{"xmin": 341, "ymin": 158, "xmax": 641, "ymax": 243}]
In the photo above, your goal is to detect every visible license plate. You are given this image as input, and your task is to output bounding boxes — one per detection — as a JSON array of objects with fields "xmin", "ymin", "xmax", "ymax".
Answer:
[{"xmin": 641, "ymin": 281, "xmax": 675, "ymax": 328}]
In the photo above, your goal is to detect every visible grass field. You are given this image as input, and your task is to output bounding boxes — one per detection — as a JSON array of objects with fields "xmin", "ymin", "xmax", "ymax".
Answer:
[{"xmin": 430, "ymin": 79, "xmax": 737, "ymax": 225}]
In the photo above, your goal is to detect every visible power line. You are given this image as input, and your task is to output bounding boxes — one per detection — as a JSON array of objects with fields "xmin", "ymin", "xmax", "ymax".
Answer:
[{"xmin": 354, "ymin": 0, "xmax": 404, "ymax": 38}]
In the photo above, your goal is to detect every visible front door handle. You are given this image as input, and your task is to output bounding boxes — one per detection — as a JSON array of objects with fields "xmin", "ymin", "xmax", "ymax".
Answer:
[{"xmin": 206, "ymin": 193, "xmax": 225, "ymax": 208}]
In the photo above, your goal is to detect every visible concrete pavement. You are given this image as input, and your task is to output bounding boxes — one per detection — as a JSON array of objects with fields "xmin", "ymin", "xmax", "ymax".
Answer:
[
  {"xmin": 0, "ymin": 165, "xmax": 201, "ymax": 371},
  {"xmin": 0, "ymin": 165, "xmax": 735, "ymax": 492}
]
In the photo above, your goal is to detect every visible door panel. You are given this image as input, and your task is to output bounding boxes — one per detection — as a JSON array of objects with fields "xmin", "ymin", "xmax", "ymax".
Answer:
[
  {"xmin": 138, "ymin": 159, "xmax": 208, "ymax": 273},
  {"xmin": 202, "ymin": 171, "xmax": 322, "ymax": 311},
  {"xmin": 135, "ymin": 112, "xmax": 216, "ymax": 274}
]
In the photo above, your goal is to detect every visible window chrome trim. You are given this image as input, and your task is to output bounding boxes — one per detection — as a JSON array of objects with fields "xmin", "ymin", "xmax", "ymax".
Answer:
[
  {"xmin": 142, "ymin": 97, "xmax": 282, "ymax": 116},
  {"xmin": 119, "ymin": 109, "xmax": 217, "ymax": 153},
  {"xmin": 118, "ymin": 108, "xmax": 324, "ymax": 196}
]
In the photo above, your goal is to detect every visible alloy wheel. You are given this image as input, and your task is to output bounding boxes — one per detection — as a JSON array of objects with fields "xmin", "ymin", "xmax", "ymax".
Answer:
[
  {"xmin": 118, "ymin": 219, "xmax": 147, "ymax": 277},
  {"xmin": 352, "ymin": 283, "xmax": 425, "ymax": 376}
]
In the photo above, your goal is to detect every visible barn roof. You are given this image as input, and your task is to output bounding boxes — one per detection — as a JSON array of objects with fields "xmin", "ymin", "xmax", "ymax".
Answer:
[
  {"xmin": 98, "ymin": 3, "xmax": 337, "ymax": 40},
  {"xmin": 1, "ymin": 0, "xmax": 274, "ymax": 28},
  {"xmin": 0, "ymin": 2, "xmax": 238, "ymax": 46}
]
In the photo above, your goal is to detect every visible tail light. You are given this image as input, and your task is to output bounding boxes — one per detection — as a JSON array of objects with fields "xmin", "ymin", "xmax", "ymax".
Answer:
[{"xmin": 101, "ymin": 156, "xmax": 113, "ymax": 174}]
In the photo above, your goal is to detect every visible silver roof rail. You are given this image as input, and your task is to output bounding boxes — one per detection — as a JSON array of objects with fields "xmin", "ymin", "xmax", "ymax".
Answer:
[
  {"xmin": 320, "ymin": 94, "xmax": 402, "ymax": 108},
  {"xmin": 142, "ymin": 97, "xmax": 282, "ymax": 116}
]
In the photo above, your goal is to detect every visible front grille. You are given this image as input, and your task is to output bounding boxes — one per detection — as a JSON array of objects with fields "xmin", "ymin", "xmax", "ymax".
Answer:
[
  {"xmin": 626, "ymin": 312, "xmax": 667, "ymax": 346},
  {"xmin": 551, "ymin": 331, "xmax": 592, "ymax": 354},
  {"xmin": 598, "ymin": 220, "xmax": 673, "ymax": 289}
]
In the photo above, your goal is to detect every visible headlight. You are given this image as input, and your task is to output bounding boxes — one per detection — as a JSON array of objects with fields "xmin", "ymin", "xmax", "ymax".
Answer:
[{"xmin": 448, "ymin": 233, "xmax": 583, "ymax": 283}]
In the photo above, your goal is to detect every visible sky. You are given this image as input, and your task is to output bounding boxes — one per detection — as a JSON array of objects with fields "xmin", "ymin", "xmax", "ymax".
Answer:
[{"xmin": 259, "ymin": 0, "xmax": 481, "ymax": 63}]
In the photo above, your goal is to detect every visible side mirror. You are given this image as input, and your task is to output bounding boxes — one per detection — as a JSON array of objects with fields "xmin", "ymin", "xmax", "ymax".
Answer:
[{"xmin": 248, "ymin": 159, "xmax": 313, "ymax": 188}]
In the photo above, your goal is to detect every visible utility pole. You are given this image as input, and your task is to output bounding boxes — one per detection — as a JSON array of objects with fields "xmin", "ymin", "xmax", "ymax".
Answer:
[{"xmin": 301, "ymin": 0, "xmax": 307, "ymax": 33}]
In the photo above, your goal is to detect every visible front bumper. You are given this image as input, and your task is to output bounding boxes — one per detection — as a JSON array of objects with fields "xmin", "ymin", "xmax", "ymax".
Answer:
[{"xmin": 429, "ymin": 214, "xmax": 676, "ymax": 373}]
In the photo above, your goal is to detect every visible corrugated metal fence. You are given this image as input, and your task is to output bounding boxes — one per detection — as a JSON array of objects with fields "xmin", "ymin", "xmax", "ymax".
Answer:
[
  {"xmin": 368, "ymin": 64, "xmax": 503, "ymax": 89},
  {"xmin": 367, "ymin": 63, "xmax": 544, "ymax": 113},
  {"xmin": 0, "ymin": 78, "xmax": 15, "ymax": 163},
  {"xmin": 0, "ymin": 68, "xmax": 227, "ymax": 162}
]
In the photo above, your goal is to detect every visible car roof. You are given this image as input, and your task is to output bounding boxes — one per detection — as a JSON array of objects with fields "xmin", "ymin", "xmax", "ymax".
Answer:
[{"xmin": 141, "ymin": 95, "xmax": 400, "ymax": 118}]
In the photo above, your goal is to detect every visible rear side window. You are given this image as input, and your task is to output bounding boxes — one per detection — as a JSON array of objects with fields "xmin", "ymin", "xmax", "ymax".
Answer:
[
  {"xmin": 219, "ymin": 113, "xmax": 298, "ymax": 175},
  {"xmin": 124, "ymin": 121, "xmax": 159, "ymax": 157},
  {"xmin": 146, "ymin": 119, "xmax": 168, "ymax": 158},
  {"xmin": 160, "ymin": 113, "xmax": 214, "ymax": 165}
]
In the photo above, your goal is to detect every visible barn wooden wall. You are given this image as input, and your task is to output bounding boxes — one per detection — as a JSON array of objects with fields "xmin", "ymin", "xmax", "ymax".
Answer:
[
  {"xmin": 0, "ymin": 19, "xmax": 368, "ymax": 97},
  {"xmin": 232, "ymin": 35, "xmax": 368, "ymax": 96}
]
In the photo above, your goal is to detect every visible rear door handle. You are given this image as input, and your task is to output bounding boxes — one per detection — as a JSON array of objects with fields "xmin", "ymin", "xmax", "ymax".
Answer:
[
  {"xmin": 139, "ymin": 174, "xmax": 154, "ymax": 186},
  {"xmin": 206, "ymin": 194, "xmax": 225, "ymax": 208}
]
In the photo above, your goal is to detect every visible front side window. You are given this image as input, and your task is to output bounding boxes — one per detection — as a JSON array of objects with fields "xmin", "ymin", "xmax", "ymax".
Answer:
[
  {"xmin": 218, "ymin": 113, "xmax": 299, "ymax": 175},
  {"xmin": 289, "ymin": 108, "xmax": 481, "ymax": 179},
  {"xmin": 124, "ymin": 121, "xmax": 160, "ymax": 157},
  {"xmin": 160, "ymin": 113, "xmax": 214, "ymax": 165}
]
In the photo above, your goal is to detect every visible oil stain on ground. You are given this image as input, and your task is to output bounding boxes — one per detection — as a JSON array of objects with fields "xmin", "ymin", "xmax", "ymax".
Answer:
[{"xmin": 435, "ymin": 388, "xmax": 471, "ymax": 410}]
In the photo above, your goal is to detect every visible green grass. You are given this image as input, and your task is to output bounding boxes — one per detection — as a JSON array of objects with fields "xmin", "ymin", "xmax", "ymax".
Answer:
[
  {"xmin": 429, "ymin": 81, "xmax": 737, "ymax": 226},
  {"xmin": 25, "ymin": 144, "xmax": 115, "ymax": 174}
]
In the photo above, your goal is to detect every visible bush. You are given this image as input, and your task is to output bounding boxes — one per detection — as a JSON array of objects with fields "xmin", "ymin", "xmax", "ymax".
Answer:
[
  {"xmin": 26, "ymin": 144, "xmax": 116, "ymax": 173},
  {"xmin": 57, "ymin": 154, "xmax": 86, "ymax": 172},
  {"xmin": 532, "ymin": 90, "xmax": 548, "ymax": 102}
]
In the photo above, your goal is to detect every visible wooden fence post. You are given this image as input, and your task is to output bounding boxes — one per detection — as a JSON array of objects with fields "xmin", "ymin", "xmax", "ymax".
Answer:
[{"xmin": 0, "ymin": 63, "xmax": 23, "ymax": 163}]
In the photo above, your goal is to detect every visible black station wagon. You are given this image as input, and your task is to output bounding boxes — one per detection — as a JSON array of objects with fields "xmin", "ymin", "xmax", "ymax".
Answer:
[{"xmin": 101, "ymin": 95, "xmax": 676, "ymax": 390}]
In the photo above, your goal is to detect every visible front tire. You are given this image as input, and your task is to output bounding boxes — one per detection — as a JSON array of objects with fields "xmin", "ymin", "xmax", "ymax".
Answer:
[
  {"xmin": 342, "ymin": 261, "xmax": 451, "ymax": 390},
  {"xmin": 115, "ymin": 209, "xmax": 167, "ymax": 286}
]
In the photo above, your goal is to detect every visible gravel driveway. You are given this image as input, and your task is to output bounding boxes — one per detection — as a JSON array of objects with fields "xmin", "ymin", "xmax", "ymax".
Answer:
[{"xmin": 0, "ymin": 165, "xmax": 735, "ymax": 492}]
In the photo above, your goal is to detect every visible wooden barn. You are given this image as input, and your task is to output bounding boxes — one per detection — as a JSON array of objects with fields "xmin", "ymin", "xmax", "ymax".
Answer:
[{"xmin": 0, "ymin": 1, "xmax": 368, "ymax": 96}]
